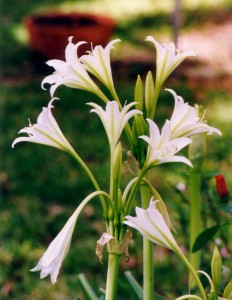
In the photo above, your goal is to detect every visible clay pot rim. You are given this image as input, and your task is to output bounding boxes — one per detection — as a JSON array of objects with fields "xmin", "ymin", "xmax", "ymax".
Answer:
[{"xmin": 24, "ymin": 11, "xmax": 116, "ymax": 28}]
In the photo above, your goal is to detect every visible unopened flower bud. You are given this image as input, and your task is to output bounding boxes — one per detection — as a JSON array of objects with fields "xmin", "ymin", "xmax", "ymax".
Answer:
[
  {"xmin": 211, "ymin": 246, "xmax": 222, "ymax": 295},
  {"xmin": 134, "ymin": 75, "xmax": 144, "ymax": 111},
  {"xmin": 113, "ymin": 142, "xmax": 122, "ymax": 184},
  {"xmin": 215, "ymin": 174, "xmax": 229, "ymax": 203},
  {"xmin": 145, "ymin": 71, "xmax": 155, "ymax": 118}
]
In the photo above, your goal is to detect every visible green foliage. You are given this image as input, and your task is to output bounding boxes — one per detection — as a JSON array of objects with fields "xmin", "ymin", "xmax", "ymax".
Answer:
[
  {"xmin": 1, "ymin": 0, "xmax": 232, "ymax": 298},
  {"xmin": 192, "ymin": 225, "xmax": 220, "ymax": 253}
]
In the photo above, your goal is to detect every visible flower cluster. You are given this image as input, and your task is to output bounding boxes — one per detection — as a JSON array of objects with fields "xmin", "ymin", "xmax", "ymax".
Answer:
[{"xmin": 12, "ymin": 35, "xmax": 222, "ymax": 300}]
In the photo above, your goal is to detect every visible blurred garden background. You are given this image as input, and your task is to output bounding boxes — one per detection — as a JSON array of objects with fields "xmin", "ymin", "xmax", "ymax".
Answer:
[{"xmin": 1, "ymin": 0, "xmax": 232, "ymax": 299}]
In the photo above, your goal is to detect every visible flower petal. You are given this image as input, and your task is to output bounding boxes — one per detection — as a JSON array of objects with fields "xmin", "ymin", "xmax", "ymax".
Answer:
[
  {"xmin": 31, "ymin": 209, "xmax": 78, "ymax": 284},
  {"xmin": 145, "ymin": 36, "xmax": 198, "ymax": 85},
  {"xmin": 41, "ymin": 37, "xmax": 99, "ymax": 96},
  {"xmin": 124, "ymin": 199, "xmax": 179, "ymax": 252},
  {"xmin": 80, "ymin": 39, "xmax": 120, "ymax": 90},
  {"xmin": 88, "ymin": 101, "xmax": 142, "ymax": 148},
  {"xmin": 166, "ymin": 89, "xmax": 222, "ymax": 138},
  {"xmin": 12, "ymin": 98, "xmax": 73, "ymax": 152},
  {"xmin": 141, "ymin": 118, "xmax": 192, "ymax": 168}
]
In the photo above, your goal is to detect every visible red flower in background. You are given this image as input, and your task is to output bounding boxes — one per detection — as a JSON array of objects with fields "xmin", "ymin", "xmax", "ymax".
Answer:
[{"xmin": 215, "ymin": 174, "xmax": 229, "ymax": 202}]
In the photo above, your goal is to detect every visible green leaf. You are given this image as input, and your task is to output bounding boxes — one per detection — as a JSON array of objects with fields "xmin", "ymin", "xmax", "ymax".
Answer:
[
  {"xmin": 124, "ymin": 271, "xmax": 143, "ymax": 300},
  {"xmin": 77, "ymin": 273, "xmax": 100, "ymax": 300},
  {"xmin": 192, "ymin": 225, "xmax": 220, "ymax": 253}
]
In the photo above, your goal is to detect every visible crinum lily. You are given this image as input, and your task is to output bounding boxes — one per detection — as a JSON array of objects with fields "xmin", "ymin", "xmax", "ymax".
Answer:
[
  {"xmin": 125, "ymin": 199, "xmax": 209, "ymax": 300},
  {"xmin": 80, "ymin": 39, "xmax": 120, "ymax": 94},
  {"xmin": 41, "ymin": 37, "xmax": 107, "ymax": 102},
  {"xmin": 88, "ymin": 101, "xmax": 142, "ymax": 149},
  {"xmin": 140, "ymin": 118, "xmax": 192, "ymax": 168},
  {"xmin": 145, "ymin": 36, "xmax": 198, "ymax": 87},
  {"xmin": 31, "ymin": 190, "xmax": 109, "ymax": 284},
  {"xmin": 167, "ymin": 89, "xmax": 222, "ymax": 139},
  {"xmin": 12, "ymin": 98, "xmax": 73, "ymax": 153},
  {"xmin": 124, "ymin": 199, "xmax": 180, "ymax": 253},
  {"xmin": 31, "ymin": 207, "xmax": 78, "ymax": 284}
]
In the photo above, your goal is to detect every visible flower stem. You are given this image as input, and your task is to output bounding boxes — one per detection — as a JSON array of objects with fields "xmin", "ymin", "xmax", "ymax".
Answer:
[
  {"xmin": 68, "ymin": 147, "xmax": 108, "ymax": 219},
  {"xmin": 124, "ymin": 167, "xmax": 148, "ymax": 216},
  {"xmin": 105, "ymin": 253, "xmax": 120, "ymax": 300},
  {"xmin": 189, "ymin": 171, "xmax": 202, "ymax": 277},
  {"xmin": 176, "ymin": 250, "xmax": 207, "ymax": 300},
  {"xmin": 141, "ymin": 183, "xmax": 154, "ymax": 300},
  {"xmin": 96, "ymin": 88, "xmax": 110, "ymax": 104}
]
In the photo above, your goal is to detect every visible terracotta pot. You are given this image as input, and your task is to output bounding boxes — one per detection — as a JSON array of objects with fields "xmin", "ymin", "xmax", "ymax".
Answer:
[{"xmin": 24, "ymin": 12, "xmax": 116, "ymax": 60}]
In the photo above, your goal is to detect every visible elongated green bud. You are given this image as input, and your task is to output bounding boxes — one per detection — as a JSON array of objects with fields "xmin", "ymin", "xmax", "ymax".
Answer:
[
  {"xmin": 134, "ymin": 75, "xmax": 144, "ymax": 111},
  {"xmin": 117, "ymin": 188, "xmax": 123, "ymax": 215},
  {"xmin": 145, "ymin": 71, "xmax": 155, "ymax": 118},
  {"xmin": 211, "ymin": 246, "xmax": 222, "ymax": 296},
  {"xmin": 223, "ymin": 279, "xmax": 232, "ymax": 300},
  {"xmin": 113, "ymin": 142, "xmax": 122, "ymax": 185}
]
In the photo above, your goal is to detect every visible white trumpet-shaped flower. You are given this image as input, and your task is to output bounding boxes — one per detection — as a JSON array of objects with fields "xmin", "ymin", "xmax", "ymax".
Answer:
[
  {"xmin": 31, "ymin": 208, "xmax": 78, "ymax": 284},
  {"xmin": 41, "ymin": 37, "xmax": 99, "ymax": 97},
  {"xmin": 124, "ymin": 199, "xmax": 180, "ymax": 253},
  {"xmin": 167, "ymin": 89, "xmax": 222, "ymax": 139},
  {"xmin": 88, "ymin": 101, "xmax": 142, "ymax": 148},
  {"xmin": 140, "ymin": 118, "xmax": 192, "ymax": 168},
  {"xmin": 80, "ymin": 39, "xmax": 120, "ymax": 91},
  {"xmin": 30, "ymin": 190, "xmax": 107, "ymax": 284},
  {"xmin": 12, "ymin": 98, "xmax": 73, "ymax": 152},
  {"xmin": 145, "ymin": 36, "xmax": 198, "ymax": 86}
]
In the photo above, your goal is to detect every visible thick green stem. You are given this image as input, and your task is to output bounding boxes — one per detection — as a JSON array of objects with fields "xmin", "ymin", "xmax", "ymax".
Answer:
[
  {"xmin": 141, "ymin": 183, "xmax": 154, "ymax": 300},
  {"xmin": 109, "ymin": 146, "xmax": 119, "ymax": 238},
  {"xmin": 189, "ymin": 171, "xmax": 202, "ymax": 277},
  {"xmin": 105, "ymin": 253, "xmax": 120, "ymax": 300},
  {"xmin": 109, "ymin": 147, "xmax": 115, "ymax": 200}
]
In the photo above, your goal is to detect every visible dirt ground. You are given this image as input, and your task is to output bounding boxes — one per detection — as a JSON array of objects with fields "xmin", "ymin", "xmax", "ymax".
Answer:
[
  {"xmin": 182, "ymin": 20, "xmax": 232, "ymax": 77},
  {"xmin": 179, "ymin": 19, "xmax": 232, "ymax": 91}
]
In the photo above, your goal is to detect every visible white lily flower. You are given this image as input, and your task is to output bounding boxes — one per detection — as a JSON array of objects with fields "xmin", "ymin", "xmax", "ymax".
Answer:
[
  {"xmin": 30, "ymin": 190, "xmax": 107, "ymax": 284},
  {"xmin": 167, "ymin": 89, "xmax": 222, "ymax": 139},
  {"xmin": 145, "ymin": 36, "xmax": 198, "ymax": 86},
  {"xmin": 140, "ymin": 118, "xmax": 192, "ymax": 168},
  {"xmin": 88, "ymin": 101, "xmax": 142, "ymax": 148},
  {"xmin": 12, "ymin": 98, "xmax": 73, "ymax": 152},
  {"xmin": 80, "ymin": 39, "xmax": 120, "ymax": 91},
  {"xmin": 31, "ymin": 208, "xmax": 78, "ymax": 284},
  {"xmin": 41, "ymin": 37, "xmax": 99, "ymax": 97},
  {"xmin": 124, "ymin": 199, "xmax": 179, "ymax": 253}
]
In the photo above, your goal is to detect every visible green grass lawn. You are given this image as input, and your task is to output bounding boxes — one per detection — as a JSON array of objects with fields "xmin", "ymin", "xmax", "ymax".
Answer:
[{"xmin": 1, "ymin": 0, "xmax": 232, "ymax": 299}]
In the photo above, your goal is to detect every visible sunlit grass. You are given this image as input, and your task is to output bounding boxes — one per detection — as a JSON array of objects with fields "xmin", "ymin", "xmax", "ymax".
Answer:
[{"xmin": 58, "ymin": 0, "xmax": 231, "ymax": 21}]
